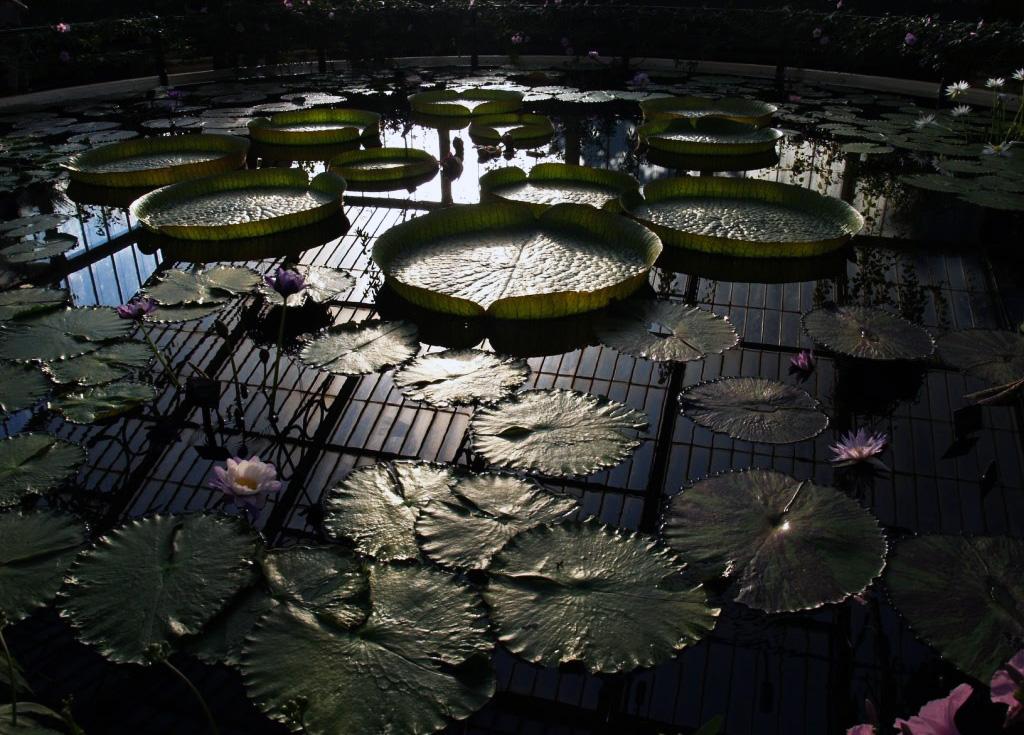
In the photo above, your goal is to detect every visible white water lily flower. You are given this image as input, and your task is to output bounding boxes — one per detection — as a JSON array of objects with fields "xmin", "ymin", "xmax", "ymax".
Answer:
[
  {"xmin": 950, "ymin": 104, "xmax": 972, "ymax": 117},
  {"xmin": 986, "ymin": 77, "xmax": 1005, "ymax": 89},
  {"xmin": 209, "ymin": 455, "xmax": 282, "ymax": 507},
  {"xmin": 982, "ymin": 141, "xmax": 1014, "ymax": 156},
  {"xmin": 913, "ymin": 113, "xmax": 936, "ymax": 130},
  {"xmin": 1014, "ymin": 68, "xmax": 1024, "ymax": 82},
  {"xmin": 945, "ymin": 81, "xmax": 970, "ymax": 98}
]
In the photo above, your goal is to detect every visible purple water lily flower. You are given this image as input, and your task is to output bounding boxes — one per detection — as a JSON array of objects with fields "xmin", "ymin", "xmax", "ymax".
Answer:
[
  {"xmin": 991, "ymin": 649, "xmax": 1024, "ymax": 726},
  {"xmin": 116, "ymin": 297, "xmax": 158, "ymax": 320},
  {"xmin": 209, "ymin": 455, "xmax": 282, "ymax": 512},
  {"xmin": 905, "ymin": 32, "xmax": 918, "ymax": 46},
  {"xmin": 264, "ymin": 267, "xmax": 306, "ymax": 297},
  {"xmin": 894, "ymin": 683, "xmax": 972, "ymax": 735},
  {"xmin": 55, "ymin": 22, "xmax": 70, "ymax": 33},
  {"xmin": 830, "ymin": 428, "xmax": 888, "ymax": 468},
  {"xmin": 790, "ymin": 349, "xmax": 815, "ymax": 375},
  {"xmin": 588, "ymin": 50, "xmax": 600, "ymax": 59},
  {"xmin": 629, "ymin": 71, "xmax": 650, "ymax": 89},
  {"xmin": 58, "ymin": 50, "xmax": 72, "ymax": 63}
]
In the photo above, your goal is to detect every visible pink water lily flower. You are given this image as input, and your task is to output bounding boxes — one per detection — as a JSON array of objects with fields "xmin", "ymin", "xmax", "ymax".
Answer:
[
  {"xmin": 54, "ymin": 22, "xmax": 70, "ymax": 33},
  {"xmin": 116, "ymin": 297, "xmax": 157, "ymax": 320},
  {"xmin": 790, "ymin": 349, "xmax": 815, "ymax": 374},
  {"xmin": 894, "ymin": 683, "xmax": 972, "ymax": 735},
  {"xmin": 990, "ymin": 649, "xmax": 1024, "ymax": 726},
  {"xmin": 209, "ymin": 456, "xmax": 282, "ymax": 510},
  {"xmin": 830, "ymin": 428, "xmax": 888, "ymax": 467},
  {"xmin": 846, "ymin": 726, "xmax": 876, "ymax": 735}
]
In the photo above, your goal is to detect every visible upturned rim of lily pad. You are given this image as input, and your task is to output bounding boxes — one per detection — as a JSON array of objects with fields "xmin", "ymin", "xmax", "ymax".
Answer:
[
  {"xmin": 479, "ymin": 163, "xmax": 640, "ymax": 213},
  {"xmin": 467, "ymin": 113, "xmax": 554, "ymax": 147},
  {"xmin": 640, "ymin": 94, "xmax": 778, "ymax": 127},
  {"xmin": 638, "ymin": 117, "xmax": 784, "ymax": 157},
  {"xmin": 329, "ymin": 147, "xmax": 438, "ymax": 191},
  {"xmin": 408, "ymin": 88, "xmax": 524, "ymax": 118},
  {"xmin": 247, "ymin": 107, "xmax": 381, "ymax": 146}
]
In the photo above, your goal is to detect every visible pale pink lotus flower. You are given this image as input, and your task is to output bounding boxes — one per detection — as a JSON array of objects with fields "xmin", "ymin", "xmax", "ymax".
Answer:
[
  {"xmin": 830, "ymin": 428, "xmax": 887, "ymax": 466},
  {"xmin": 846, "ymin": 726, "xmax": 875, "ymax": 735},
  {"xmin": 209, "ymin": 456, "xmax": 282, "ymax": 511},
  {"xmin": 990, "ymin": 649, "xmax": 1024, "ymax": 726},
  {"xmin": 894, "ymin": 683, "xmax": 972, "ymax": 735},
  {"xmin": 54, "ymin": 22, "xmax": 70, "ymax": 33}
]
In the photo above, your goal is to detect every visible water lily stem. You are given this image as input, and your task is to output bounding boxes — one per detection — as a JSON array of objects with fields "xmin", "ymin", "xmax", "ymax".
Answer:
[
  {"xmin": 162, "ymin": 658, "xmax": 219, "ymax": 735},
  {"xmin": 271, "ymin": 307, "xmax": 287, "ymax": 414},
  {"xmin": 0, "ymin": 625, "xmax": 17, "ymax": 726},
  {"xmin": 139, "ymin": 322, "xmax": 182, "ymax": 389}
]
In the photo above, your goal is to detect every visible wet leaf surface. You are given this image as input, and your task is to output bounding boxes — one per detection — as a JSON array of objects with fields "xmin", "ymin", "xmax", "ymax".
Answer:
[
  {"xmin": 802, "ymin": 304, "xmax": 934, "ymax": 361},
  {"xmin": 0, "ymin": 512, "xmax": 86, "ymax": 623},
  {"xmin": 0, "ymin": 434, "xmax": 86, "ymax": 508},
  {"xmin": 392, "ymin": 348, "xmax": 529, "ymax": 407},
  {"xmin": 299, "ymin": 320, "xmax": 419, "ymax": 375}
]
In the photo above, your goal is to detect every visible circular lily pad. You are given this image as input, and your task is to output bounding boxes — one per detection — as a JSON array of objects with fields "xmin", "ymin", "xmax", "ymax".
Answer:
[
  {"xmin": 625, "ymin": 177, "xmax": 863, "ymax": 258},
  {"xmin": 241, "ymin": 564, "xmax": 494, "ymax": 735},
  {"xmin": 468, "ymin": 113, "xmax": 553, "ymax": 147},
  {"xmin": 0, "ymin": 307, "xmax": 129, "ymax": 363},
  {"xmin": 679, "ymin": 377, "xmax": 829, "ymax": 444},
  {"xmin": 470, "ymin": 388, "xmax": 648, "ymax": 477},
  {"xmin": 802, "ymin": 304, "xmax": 935, "ymax": 361},
  {"xmin": 479, "ymin": 163, "xmax": 639, "ymax": 211},
  {"xmin": 0, "ymin": 434, "xmax": 86, "ymax": 508},
  {"xmin": 248, "ymin": 108, "xmax": 380, "ymax": 146},
  {"xmin": 61, "ymin": 514, "xmax": 259, "ymax": 665},
  {"xmin": 639, "ymin": 117, "xmax": 783, "ymax": 156},
  {"xmin": 1, "ymin": 234, "xmax": 77, "ymax": 264},
  {"xmin": 329, "ymin": 147, "xmax": 437, "ymax": 191},
  {"xmin": 0, "ymin": 287, "xmax": 67, "ymax": 321},
  {"xmin": 594, "ymin": 299, "xmax": 738, "ymax": 362},
  {"xmin": 664, "ymin": 469, "xmax": 885, "ymax": 613},
  {"xmin": 258, "ymin": 265, "xmax": 355, "ymax": 308},
  {"xmin": 409, "ymin": 89, "xmax": 523, "ymax": 117},
  {"xmin": 936, "ymin": 329, "xmax": 1024, "ymax": 386},
  {"xmin": 392, "ymin": 348, "xmax": 529, "ymax": 407},
  {"xmin": 373, "ymin": 202, "xmax": 661, "ymax": 319},
  {"xmin": 886, "ymin": 535, "xmax": 1024, "ymax": 681},
  {"xmin": 62, "ymin": 134, "xmax": 249, "ymax": 188},
  {"xmin": 130, "ymin": 169, "xmax": 346, "ymax": 241},
  {"xmin": 43, "ymin": 341, "xmax": 152, "ymax": 387},
  {"xmin": 484, "ymin": 521, "xmax": 719, "ymax": 672},
  {"xmin": 640, "ymin": 95, "xmax": 777, "ymax": 127},
  {"xmin": 0, "ymin": 363, "xmax": 50, "ymax": 413},
  {"xmin": 48, "ymin": 380, "xmax": 157, "ymax": 424},
  {"xmin": 144, "ymin": 266, "xmax": 261, "ymax": 305},
  {"xmin": 299, "ymin": 319, "xmax": 419, "ymax": 376},
  {"xmin": 0, "ymin": 512, "xmax": 86, "ymax": 623},
  {"xmin": 0, "ymin": 214, "xmax": 68, "ymax": 239}
]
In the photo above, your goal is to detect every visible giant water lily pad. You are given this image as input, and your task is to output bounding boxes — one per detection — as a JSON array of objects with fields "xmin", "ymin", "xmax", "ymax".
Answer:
[
  {"xmin": 61, "ymin": 514, "xmax": 258, "ymax": 664},
  {"xmin": 0, "ymin": 288, "xmax": 67, "ymax": 321},
  {"xmin": 594, "ymin": 300, "xmax": 738, "ymax": 362},
  {"xmin": 240, "ymin": 564, "xmax": 494, "ymax": 735},
  {"xmin": 471, "ymin": 388, "xmax": 648, "ymax": 476},
  {"xmin": 409, "ymin": 89, "xmax": 523, "ymax": 117},
  {"xmin": 330, "ymin": 147, "xmax": 438, "ymax": 191},
  {"xmin": 299, "ymin": 320, "xmax": 419, "ymax": 376},
  {"xmin": 886, "ymin": 535, "xmax": 1024, "ymax": 681},
  {"xmin": 392, "ymin": 348, "xmax": 529, "ymax": 407},
  {"xmin": 0, "ymin": 308, "xmax": 129, "ymax": 362},
  {"xmin": 937, "ymin": 329, "xmax": 1024, "ymax": 386},
  {"xmin": 43, "ymin": 341, "xmax": 151, "ymax": 386},
  {"xmin": 0, "ymin": 512, "xmax": 86, "ymax": 623},
  {"xmin": 640, "ymin": 95, "xmax": 777, "ymax": 127},
  {"xmin": 0, "ymin": 363, "xmax": 50, "ymax": 413},
  {"xmin": 259, "ymin": 265, "xmax": 355, "ymax": 307},
  {"xmin": 468, "ymin": 113, "xmax": 553, "ymax": 147},
  {"xmin": 373, "ymin": 202, "xmax": 661, "ymax": 319},
  {"xmin": 680, "ymin": 377, "xmax": 828, "ymax": 444},
  {"xmin": 479, "ymin": 163, "xmax": 639, "ymax": 211},
  {"xmin": 322, "ymin": 461, "xmax": 457, "ymax": 560},
  {"xmin": 417, "ymin": 474, "xmax": 575, "ymax": 570},
  {"xmin": 248, "ymin": 108, "xmax": 380, "ymax": 146},
  {"xmin": 131, "ymin": 169, "xmax": 346, "ymax": 241},
  {"xmin": 663, "ymin": 469, "xmax": 885, "ymax": 613},
  {"xmin": 62, "ymin": 134, "xmax": 249, "ymax": 187},
  {"xmin": 639, "ymin": 117, "xmax": 783, "ymax": 156},
  {"xmin": 802, "ymin": 304, "xmax": 935, "ymax": 361},
  {"xmin": 0, "ymin": 434, "xmax": 85, "ymax": 508},
  {"xmin": 624, "ymin": 177, "xmax": 863, "ymax": 258},
  {"xmin": 484, "ymin": 521, "xmax": 718, "ymax": 672},
  {"xmin": 49, "ymin": 380, "xmax": 156, "ymax": 423},
  {"xmin": 144, "ymin": 266, "xmax": 260, "ymax": 305}
]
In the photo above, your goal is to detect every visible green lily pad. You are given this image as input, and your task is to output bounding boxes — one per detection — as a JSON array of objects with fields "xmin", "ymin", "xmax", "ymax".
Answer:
[
  {"xmin": 48, "ymin": 380, "xmax": 156, "ymax": 424},
  {"xmin": 484, "ymin": 521, "xmax": 719, "ymax": 672},
  {"xmin": 240, "ymin": 564, "xmax": 494, "ymax": 735},
  {"xmin": 470, "ymin": 388, "xmax": 648, "ymax": 477},
  {"xmin": 900, "ymin": 173, "xmax": 971, "ymax": 194},
  {"xmin": 131, "ymin": 169, "xmax": 346, "ymax": 241},
  {"xmin": 0, "ymin": 214, "xmax": 68, "ymax": 239},
  {"xmin": 62, "ymin": 134, "xmax": 249, "ymax": 188},
  {"xmin": 145, "ymin": 303, "xmax": 226, "ymax": 323},
  {"xmin": 624, "ymin": 177, "xmax": 863, "ymax": 258},
  {"xmin": 61, "ymin": 514, "xmax": 258, "ymax": 664},
  {"xmin": 329, "ymin": 147, "xmax": 438, "ymax": 191},
  {"xmin": 479, "ymin": 163, "xmax": 639, "ymax": 211},
  {"xmin": 185, "ymin": 575, "xmax": 273, "ymax": 668},
  {"xmin": 663, "ymin": 469, "xmax": 885, "ymax": 613},
  {"xmin": 0, "ymin": 308, "xmax": 130, "ymax": 362},
  {"xmin": 886, "ymin": 535, "xmax": 1024, "ymax": 681},
  {"xmin": 248, "ymin": 108, "xmax": 380, "ymax": 146},
  {"xmin": 0, "ymin": 364, "xmax": 50, "ymax": 413},
  {"xmin": 0, "ymin": 702, "xmax": 72, "ymax": 734},
  {"xmin": 408, "ymin": 88, "xmax": 523, "ymax": 117},
  {"xmin": 299, "ymin": 320, "xmax": 419, "ymax": 376},
  {"xmin": 679, "ymin": 377, "xmax": 828, "ymax": 444},
  {"xmin": 43, "ymin": 341, "xmax": 151, "ymax": 386},
  {"xmin": 841, "ymin": 143, "xmax": 894, "ymax": 155},
  {"xmin": 0, "ymin": 434, "xmax": 86, "ymax": 508},
  {"xmin": 0, "ymin": 288, "xmax": 67, "ymax": 321},
  {"xmin": 144, "ymin": 266, "xmax": 260, "ymax": 305},
  {"xmin": 639, "ymin": 117, "xmax": 783, "ymax": 156},
  {"xmin": 392, "ymin": 348, "xmax": 529, "ymax": 407},
  {"xmin": 640, "ymin": 95, "xmax": 777, "ymax": 127},
  {"xmin": 373, "ymin": 202, "xmax": 661, "ymax": 319},
  {"xmin": 960, "ymin": 189, "xmax": 1024, "ymax": 212},
  {"xmin": 417, "ymin": 474, "xmax": 576, "ymax": 570},
  {"xmin": 322, "ymin": 461, "xmax": 457, "ymax": 560},
  {"xmin": 1, "ymin": 234, "xmax": 77, "ymax": 264},
  {"xmin": 0, "ymin": 512, "xmax": 86, "ymax": 623},
  {"xmin": 468, "ymin": 113, "xmax": 553, "ymax": 147},
  {"xmin": 594, "ymin": 300, "xmax": 738, "ymax": 362},
  {"xmin": 802, "ymin": 304, "xmax": 935, "ymax": 361},
  {"xmin": 259, "ymin": 265, "xmax": 355, "ymax": 307},
  {"xmin": 936, "ymin": 329, "xmax": 1024, "ymax": 386}
]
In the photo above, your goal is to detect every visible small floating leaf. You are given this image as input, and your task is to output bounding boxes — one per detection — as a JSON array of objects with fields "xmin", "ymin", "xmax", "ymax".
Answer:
[
  {"xmin": 259, "ymin": 265, "xmax": 355, "ymax": 307},
  {"xmin": 0, "ymin": 308, "xmax": 130, "ymax": 362},
  {"xmin": 0, "ymin": 287, "xmax": 67, "ymax": 321},
  {"xmin": 144, "ymin": 266, "xmax": 260, "ymax": 305},
  {"xmin": 663, "ymin": 469, "xmax": 885, "ymax": 613},
  {"xmin": 802, "ymin": 304, "xmax": 935, "ymax": 360},
  {"xmin": 261, "ymin": 546, "xmax": 369, "ymax": 628},
  {"xmin": 937, "ymin": 329, "xmax": 1024, "ymax": 386},
  {"xmin": 1, "ymin": 234, "xmax": 77, "ymax": 264},
  {"xmin": 43, "ymin": 341, "xmax": 151, "ymax": 386},
  {"xmin": 49, "ymin": 380, "xmax": 156, "ymax": 424},
  {"xmin": 392, "ymin": 348, "xmax": 529, "ymax": 407},
  {"xmin": 0, "ymin": 434, "xmax": 86, "ymax": 508},
  {"xmin": 680, "ymin": 377, "xmax": 828, "ymax": 444},
  {"xmin": 484, "ymin": 521, "xmax": 719, "ymax": 672},
  {"xmin": 0, "ymin": 512, "xmax": 86, "ymax": 623},
  {"xmin": 594, "ymin": 300, "xmax": 738, "ymax": 362},
  {"xmin": 0, "ymin": 363, "xmax": 50, "ymax": 413},
  {"xmin": 299, "ymin": 320, "xmax": 419, "ymax": 376},
  {"xmin": 470, "ymin": 389, "xmax": 648, "ymax": 477}
]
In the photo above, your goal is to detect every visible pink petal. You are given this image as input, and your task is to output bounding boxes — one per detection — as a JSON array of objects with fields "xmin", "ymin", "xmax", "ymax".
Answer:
[
  {"xmin": 847, "ymin": 726, "xmax": 876, "ymax": 735},
  {"xmin": 894, "ymin": 683, "xmax": 972, "ymax": 735}
]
